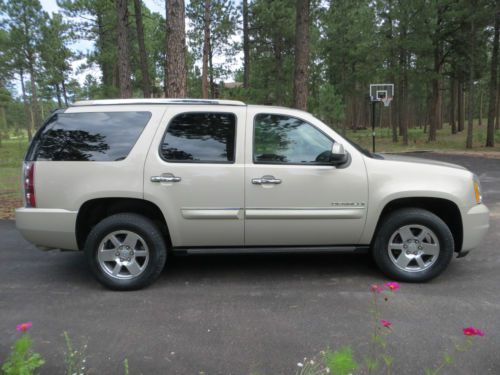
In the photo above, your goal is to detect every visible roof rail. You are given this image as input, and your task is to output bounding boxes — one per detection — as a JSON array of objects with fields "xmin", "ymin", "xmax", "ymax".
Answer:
[{"xmin": 71, "ymin": 98, "xmax": 246, "ymax": 106}]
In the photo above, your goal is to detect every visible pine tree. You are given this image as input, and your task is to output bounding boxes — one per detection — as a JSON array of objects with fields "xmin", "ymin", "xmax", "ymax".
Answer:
[
  {"xmin": 133, "ymin": 0, "xmax": 152, "ymax": 98},
  {"xmin": 115, "ymin": 0, "xmax": 132, "ymax": 98},
  {"xmin": 486, "ymin": 0, "xmax": 499, "ymax": 146},
  {"xmin": 293, "ymin": 0, "xmax": 310, "ymax": 110},
  {"xmin": 166, "ymin": 0, "xmax": 187, "ymax": 97}
]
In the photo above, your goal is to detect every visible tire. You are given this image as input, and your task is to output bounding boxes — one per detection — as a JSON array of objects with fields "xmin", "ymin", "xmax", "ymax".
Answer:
[
  {"xmin": 84, "ymin": 213, "xmax": 167, "ymax": 290},
  {"xmin": 372, "ymin": 208, "xmax": 454, "ymax": 282}
]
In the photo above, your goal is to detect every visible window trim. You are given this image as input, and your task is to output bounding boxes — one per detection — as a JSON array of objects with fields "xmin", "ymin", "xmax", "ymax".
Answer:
[
  {"xmin": 27, "ymin": 110, "xmax": 152, "ymax": 162},
  {"xmin": 159, "ymin": 111, "xmax": 238, "ymax": 164},
  {"xmin": 252, "ymin": 113, "xmax": 336, "ymax": 166}
]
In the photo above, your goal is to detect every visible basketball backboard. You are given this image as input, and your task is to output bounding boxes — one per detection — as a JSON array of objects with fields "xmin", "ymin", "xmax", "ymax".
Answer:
[{"xmin": 369, "ymin": 84, "xmax": 394, "ymax": 106}]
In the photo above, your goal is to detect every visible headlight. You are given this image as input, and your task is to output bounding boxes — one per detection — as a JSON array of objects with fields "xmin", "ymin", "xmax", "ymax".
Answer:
[{"xmin": 473, "ymin": 174, "xmax": 482, "ymax": 204}]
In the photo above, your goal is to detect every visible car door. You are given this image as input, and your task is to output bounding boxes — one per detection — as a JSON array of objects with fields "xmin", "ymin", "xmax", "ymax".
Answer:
[
  {"xmin": 244, "ymin": 107, "xmax": 368, "ymax": 246},
  {"xmin": 144, "ymin": 105, "xmax": 246, "ymax": 248}
]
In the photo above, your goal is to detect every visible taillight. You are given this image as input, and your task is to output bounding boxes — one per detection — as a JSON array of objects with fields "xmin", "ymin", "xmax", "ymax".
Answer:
[{"xmin": 23, "ymin": 162, "xmax": 36, "ymax": 208}]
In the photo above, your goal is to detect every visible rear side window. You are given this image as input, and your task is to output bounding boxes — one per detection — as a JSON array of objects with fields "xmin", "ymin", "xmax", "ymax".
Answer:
[
  {"xmin": 29, "ymin": 112, "xmax": 151, "ymax": 161},
  {"xmin": 160, "ymin": 112, "xmax": 236, "ymax": 163}
]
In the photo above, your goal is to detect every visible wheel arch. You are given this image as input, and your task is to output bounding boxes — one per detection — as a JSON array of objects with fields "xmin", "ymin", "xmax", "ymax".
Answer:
[
  {"xmin": 75, "ymin": 198, "xmax": 171, "ymax": 250},
  {"xmin": 371, "ymin": 197, "xmax": 463, "ymax": 252}
]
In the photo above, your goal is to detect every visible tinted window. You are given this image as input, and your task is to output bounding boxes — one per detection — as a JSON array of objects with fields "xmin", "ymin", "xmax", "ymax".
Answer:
[
  {"xmin": 161, "ymin": 112, "xmax": 236, "ymax": 163},
  {"xmin": 31, "ymin": 112, "xmax": 151, "ymax": 161},
  {"xmin": 254, "ymin": 114, "xmax": 333, "ymax": 164}
]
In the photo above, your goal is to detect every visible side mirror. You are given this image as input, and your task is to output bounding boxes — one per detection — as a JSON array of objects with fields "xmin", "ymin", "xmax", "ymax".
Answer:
[{"xmin": 330, "ymin": 143, "xmax": 348, "ymax": 166}]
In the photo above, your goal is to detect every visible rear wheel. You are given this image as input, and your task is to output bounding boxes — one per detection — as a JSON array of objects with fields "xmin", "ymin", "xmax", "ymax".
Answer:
[
  {"xmin": 84, "ymin": 213, "xmax": 167, "ymax": 290},
  {"xmin": 372, "ymin": 208, "xmax": 454, "ymax": 282}
]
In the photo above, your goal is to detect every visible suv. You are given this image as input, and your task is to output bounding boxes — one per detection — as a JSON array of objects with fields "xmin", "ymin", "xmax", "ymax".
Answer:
[{"xmin": 16, "ymin": 99, "xmax": 490, "ymax": 290}]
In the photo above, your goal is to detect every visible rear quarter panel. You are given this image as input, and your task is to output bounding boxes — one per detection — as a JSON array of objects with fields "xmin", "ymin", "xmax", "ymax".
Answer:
[{"xmin": 34, "ymin": 105, "xmax": 166, "ymax": 210}]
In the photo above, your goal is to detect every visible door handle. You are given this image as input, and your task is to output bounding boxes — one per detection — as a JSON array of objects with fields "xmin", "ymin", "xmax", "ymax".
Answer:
[
  {"xmin": 252, "ymin": 176, "xmax": 282, "ymax": 185},
  {"xmin": 151, "ymin": 175, "xmax": 181, "ymax": 183}
]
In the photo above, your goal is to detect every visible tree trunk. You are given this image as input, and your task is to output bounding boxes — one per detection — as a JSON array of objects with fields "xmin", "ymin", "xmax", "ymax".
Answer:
[
  {"xmin": 165, "ymin": 0, "xmax": 188, "ymax": 98},
  {"xmin": 450, "ymin": 76, "xmax": 457, "ymax": 134},
  {"xmin": 0, "ymin": 106, "xmax": 5, "ymax": 148},
  {"xmin": 134, "ymin": 0, "xmax": 152, "ymax": 98},
  {"xmin": 478, "ymin": 86, "xmax": 483, "ymax": 126},
  {"xmin": 496, "ymin": 84, "xmax": 500, "ymax": 129},
  {"xmin": 398, "ymin": 26, "xmax": 409, "ymax": 146},
  {"xmin": 61, "ymin": 81, "xmax": 69, "ymax": 106},
  {"xmin": 20, "ymin": 70, "xmax": 33, "ymax": 141},
  {"xmin": 458, "ymin": 79, "xmax": 465, "ymax": 131},
  {"xmin": 387, "ymin": 2, "xmax": 397, "ymax": 143},
  {"xmin": 402, "ymin": 69, "xmax": 409, "ymax": 145},
  {"xmin": 274, "ymin": 39, "xmax": 284, "ymax": 106},
  {"xmin": 116, "ymin": 0, "xmax": 133, "ymax": 98},
  {"xmin": 466, "ymin": 13, "xmax": 475, "ymax": 149},
  {"xmin": 55, "ymin": 84, "xmax": 62, "ymax": 107},
  {"xmin": 428, "ymin": 48, "xmax": 442, "ymax": 141},
  {"xmin": 242, "ymin": 0, "xmax": 250, "ymax": 89},
  {"xmin": 428, "ymin": 76, "xmax": 441, "ymax": 141},
  {"xmin": 486, "ymin": 3, "xmax": 499, "ymax": 147},
  {"xmin": 201, "ymin": 0, "xmax": 211, "ymax": 98},
  {"xmin": 292, "ymin": 0, "xmax": 310, "ymax": 110},
  {"xmin": 27, "ymin": 55, "xmax": 41, "ymax": 128},
  {"xmin": 429, "ymin": 5, "xmax": 445, "ymax": 142},
  {"xmin": 209, "ymin": 44, "xmax": 215, "ymax": 98}
]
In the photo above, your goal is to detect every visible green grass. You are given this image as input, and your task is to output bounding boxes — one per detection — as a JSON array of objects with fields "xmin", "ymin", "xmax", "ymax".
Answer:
[
  {"xmin": 0, "ymin": 135, "xmax": 29, "ymax": 219},
  {"xmin": 344, "ymin": 120, "xmax": 500, "ymax": 153}
]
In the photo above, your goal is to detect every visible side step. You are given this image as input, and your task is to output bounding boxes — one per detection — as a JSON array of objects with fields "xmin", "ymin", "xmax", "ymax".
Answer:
[{"xmin": 173, "ymin": 245, "xmax": 370, "ymax": 255}]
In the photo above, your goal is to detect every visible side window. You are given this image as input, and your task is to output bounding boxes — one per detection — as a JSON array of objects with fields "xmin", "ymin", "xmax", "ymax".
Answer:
[
  {"xmin": 254, "ymin": 114, "xmax": 333, "ymax": 164},
  {"xmin": 160, "ymin": 112, "xmax": 236, "ymax": 163},
  {"xmin": 31, "ymin": 112, "xmax": 151, "ymax": 161}
]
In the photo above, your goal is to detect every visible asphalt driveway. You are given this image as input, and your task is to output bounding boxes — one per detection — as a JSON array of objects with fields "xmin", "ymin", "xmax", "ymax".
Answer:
[{"xmin": 0, "ymin": 153, "xmax": 499, "ymax": 374}]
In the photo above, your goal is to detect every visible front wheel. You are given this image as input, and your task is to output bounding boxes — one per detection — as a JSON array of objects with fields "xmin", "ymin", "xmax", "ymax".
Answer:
[
  {"xmin": 84, "ymin": 213, "xmax": 167, "ymax": 290},
  {"xmin": 372, "ymin": 208, "xmax": 454, "ymax": 282}
]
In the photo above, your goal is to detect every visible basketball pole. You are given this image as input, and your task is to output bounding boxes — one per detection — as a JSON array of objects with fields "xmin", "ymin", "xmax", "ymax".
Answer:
[{"xmin": 371, "ymin": 100, "xmax": 377, "ymax": 153}]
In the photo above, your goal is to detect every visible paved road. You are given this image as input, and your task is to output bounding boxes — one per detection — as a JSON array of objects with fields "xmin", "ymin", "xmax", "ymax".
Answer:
[{"xmin": 1, "ymin": 153, "xmax": 499, "ymax": 375}]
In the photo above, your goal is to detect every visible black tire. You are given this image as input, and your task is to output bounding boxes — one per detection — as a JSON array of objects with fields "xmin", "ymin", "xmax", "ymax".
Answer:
[
  {"xmin": 372, "ymin": 208, "xmax": 454, "ymax": 282},
  {"xmin": 84, "ymin": 213, "xmax": 167, "ymax": 290}
]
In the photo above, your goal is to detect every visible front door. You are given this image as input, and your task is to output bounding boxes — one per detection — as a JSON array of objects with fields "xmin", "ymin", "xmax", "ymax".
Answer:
[
  {"xmin": 144, "ymin": 106, "xmax": 246, "ymax": 248},
  {"xmin": 244, "ymin": 108, "xmax": 368, "ymax": 246}
]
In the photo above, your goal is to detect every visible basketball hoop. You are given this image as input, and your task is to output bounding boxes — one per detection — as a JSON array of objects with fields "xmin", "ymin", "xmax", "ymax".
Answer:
[
  {"xmin": 381, "ymin": 96, "xmax": 393, "ymax": 107},
  {"xmin": 369, "ymin": 83, "xmax": 395, "ymax": 153}
]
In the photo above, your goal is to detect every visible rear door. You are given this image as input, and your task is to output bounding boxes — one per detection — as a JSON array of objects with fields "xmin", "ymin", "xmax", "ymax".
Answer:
[{"xmin": 144, "ymin": 105, "xmax": 246, "ymax": 248}]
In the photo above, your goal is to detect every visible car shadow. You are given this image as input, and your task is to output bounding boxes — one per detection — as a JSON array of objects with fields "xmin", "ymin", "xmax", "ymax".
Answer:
[{"xmin": 157, "ymin": 252, "xmax": 382, "ymax": 285}]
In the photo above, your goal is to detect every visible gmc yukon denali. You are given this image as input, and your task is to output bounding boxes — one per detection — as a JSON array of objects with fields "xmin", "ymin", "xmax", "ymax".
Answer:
[{"xmin": 16, "ymin": 99, "xmax": 490, "ymax": 290}]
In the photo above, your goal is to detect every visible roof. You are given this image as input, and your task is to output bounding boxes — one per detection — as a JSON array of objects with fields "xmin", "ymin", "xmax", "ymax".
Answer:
[{"xmin": 71, "ymin": 98, "xmax": 246, "ymax": 107}]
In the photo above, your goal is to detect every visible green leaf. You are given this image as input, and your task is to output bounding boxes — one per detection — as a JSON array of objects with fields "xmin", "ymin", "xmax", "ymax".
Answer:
[
  {"xmin": 382, "ymin": 354, "xmax": 394, "ymax": 367},
  {"xmin": 443, "ymin": 353, "xmax": 454, "ymax": 364},
  {"xmin": 324, "ymin": 347, "xmax": 359, "ymax": 375}
]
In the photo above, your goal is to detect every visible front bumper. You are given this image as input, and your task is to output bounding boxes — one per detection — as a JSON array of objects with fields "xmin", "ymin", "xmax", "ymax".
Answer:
[
  {"xmin": 461, "ymin": 203, "xmax": 490, "ymax": 252},
  {"xmin": 15, "ymin": 208, "xmax": 79, "ymax": 250}
]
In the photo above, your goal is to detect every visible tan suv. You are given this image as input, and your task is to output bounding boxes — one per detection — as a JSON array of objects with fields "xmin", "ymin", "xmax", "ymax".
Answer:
[{"xmin": 16, "ymin": 99, "xmax": 490, "ymax": 290}]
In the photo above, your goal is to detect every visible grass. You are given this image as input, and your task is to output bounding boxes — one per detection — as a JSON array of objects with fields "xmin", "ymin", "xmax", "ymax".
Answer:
[
  {"xmin": 0, "ymin": 135, "xmax": 29, "ymax": 219},
  {"xmin": 344, "ymin": 120, "xmax": 500, "ymax": 153},
  {"xmin": 0, "ymin": 121, "xmax": 498, "ymax": 220}
]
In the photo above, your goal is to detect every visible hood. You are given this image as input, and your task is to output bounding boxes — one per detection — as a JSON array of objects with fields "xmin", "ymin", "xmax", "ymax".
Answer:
[{"xmin": 379, "ymin": 153, "xmax": 468, "ymax": 171}]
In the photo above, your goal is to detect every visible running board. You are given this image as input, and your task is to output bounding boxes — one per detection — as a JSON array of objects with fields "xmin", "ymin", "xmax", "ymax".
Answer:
[{"xmin": 173, "ymin": 245, "xmax": 370, "ymax": 255}]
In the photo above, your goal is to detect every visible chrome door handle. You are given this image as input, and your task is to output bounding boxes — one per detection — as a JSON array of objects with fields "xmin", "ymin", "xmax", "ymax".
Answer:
[
  {"xmin": 252, "ymin": 176, "xmax": 282, "ymax": 185},
  {"xmin": 151, "ymin": 175, "xmax": 181, "ymax": 183}
]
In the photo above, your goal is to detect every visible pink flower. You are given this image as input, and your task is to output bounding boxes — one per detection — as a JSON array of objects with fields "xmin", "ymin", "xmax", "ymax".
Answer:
[
  {"xmin": 381, "ymin": 320, "xmax": 392, "ymax": 328},
  {"xmin": 370, "ymin": 284, "xmax": 384, "ymax": 293},
  {"xmin": 16, "ymin": 322, "xmax": 32, "ymax": 332},
  {"xmin": 385, "ymin": 282, "xmax": 400, "ymax": 291},
  {"xmin": 463, "ymin": 327, "xmax": 485, "ymax": 337}
]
